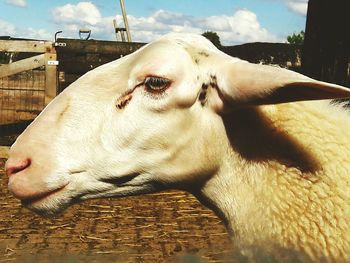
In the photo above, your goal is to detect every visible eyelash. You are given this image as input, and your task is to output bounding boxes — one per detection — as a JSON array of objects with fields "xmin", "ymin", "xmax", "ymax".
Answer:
[
  {"xmin": 116, "ymin": 76, "xmax": 171, "ymax": 109},
  {"xmin": 143, "ymin": 76, "xmax": 171, "ymax": 94}
]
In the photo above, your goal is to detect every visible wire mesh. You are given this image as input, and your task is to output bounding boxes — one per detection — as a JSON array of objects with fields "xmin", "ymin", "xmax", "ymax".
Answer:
[{"xmin": 0, "ymin": 61, "xmax": 46, "ymax": 146}]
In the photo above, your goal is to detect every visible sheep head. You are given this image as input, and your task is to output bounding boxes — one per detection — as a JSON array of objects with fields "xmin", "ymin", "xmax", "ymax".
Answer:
[{"xmin": 5, "ymin": 33, "xmax": 350, "ymax": 216}]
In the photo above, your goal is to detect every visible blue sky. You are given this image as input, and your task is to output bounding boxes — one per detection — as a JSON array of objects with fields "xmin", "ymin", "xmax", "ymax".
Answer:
[{"xmin": 0, "ymin": 0, "xmax": 308, "ymax": 45}]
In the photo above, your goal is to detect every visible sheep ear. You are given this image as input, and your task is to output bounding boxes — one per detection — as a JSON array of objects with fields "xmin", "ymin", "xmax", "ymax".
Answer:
[{"xmin": 217, "ymin": 61, "xmax": 350, "ymax": 109}]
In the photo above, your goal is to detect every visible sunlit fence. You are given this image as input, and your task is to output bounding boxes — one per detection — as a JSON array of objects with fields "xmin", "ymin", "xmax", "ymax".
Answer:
[{"xmin": 0, "ymin": 39, "xmax": 57, "ymax": 145}]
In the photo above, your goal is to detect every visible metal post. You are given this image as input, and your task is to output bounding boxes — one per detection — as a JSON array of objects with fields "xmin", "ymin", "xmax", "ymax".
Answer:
[
  {"xmin": 113, "ymin": 19, "xmax": 120, "ymax": 41},
  {"xmin": 120, "ymin": 0, "xmax": 132, "ymax": 42}
]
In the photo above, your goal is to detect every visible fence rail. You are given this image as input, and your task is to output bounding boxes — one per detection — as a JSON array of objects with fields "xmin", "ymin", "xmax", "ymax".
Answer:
[
  {"xmin": 0, "ymin": 40, "xmax": 53, "ymax": 53},
  {"xmin": 0, "ymin": 39, "xmax": 57, "ymax": 145}
]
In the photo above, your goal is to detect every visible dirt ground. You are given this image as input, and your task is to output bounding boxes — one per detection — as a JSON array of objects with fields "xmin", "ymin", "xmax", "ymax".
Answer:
[{"xmin": 0, "ymin": 159, "xmax": 234, "ymax": 263}]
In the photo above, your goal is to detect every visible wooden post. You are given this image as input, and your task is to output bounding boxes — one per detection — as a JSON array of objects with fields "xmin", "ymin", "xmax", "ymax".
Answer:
[
  {"xmin": 44, "ymin": 51, "xmax": 58, "ymax": 105},
  {"xmin": 120, "ymin": 0, "xmax": 132, "ymax": 42}
]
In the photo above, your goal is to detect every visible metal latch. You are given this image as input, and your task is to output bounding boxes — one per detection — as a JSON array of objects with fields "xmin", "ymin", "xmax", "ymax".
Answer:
[
  {"xmin": 54, "ymin": 42, "xmax": 66, "ymax": 47},
  {"xmin": 54, "ymin": 30, "xmax": 66, "ymax": 47}
]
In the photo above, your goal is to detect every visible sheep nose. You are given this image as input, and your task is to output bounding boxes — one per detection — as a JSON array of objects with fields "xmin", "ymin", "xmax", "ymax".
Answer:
[{"xmin": 5, "ymin": 158, "xmax": 32, "ymax": 177}]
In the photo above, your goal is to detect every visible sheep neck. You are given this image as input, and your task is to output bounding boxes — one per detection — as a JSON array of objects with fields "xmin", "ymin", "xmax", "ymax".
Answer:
[{"xmin": 198, "ymin": 102, "xmax": 350, "ymax": 261}]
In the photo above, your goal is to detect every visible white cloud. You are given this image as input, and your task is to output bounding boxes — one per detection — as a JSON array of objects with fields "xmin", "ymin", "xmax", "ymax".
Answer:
[
  {"xmin": 51, "ymin": 1, "xmax": 111, "ymax": 40},
  {"xmin": 286, "ymin": 0, "xmax": 308, "ymax": 16},
  {"xmin": 216, "ymin": 9, "xmax": 279, "ymax": 44},
  {"xmin": 24, "ymin": 28, "xmax": 51, "ymax": 40},
  {"xmin": 5, "ymin": 0, "xmax": 26, "ymax": 7},
  {"xmin": 0, "ymin": 19, "xmax": 50, "ymax": 40},
  {"xmin": 51, "ymin": 2, "xmax": 279, "ymax": 45},
  {"xmin": 257, "ymin": 0, "xmax": 308, "ymax": 16},
  {"xmin": 0, "ymin": 19, "xmax": 16, "ymax": 35},
  {"xmin": 52, "ymin": 2, "xmax": 102, "ymax": 26},
  {"xmin": 127, "ymin": 9, "xmax": 280, "ymax": 45}
]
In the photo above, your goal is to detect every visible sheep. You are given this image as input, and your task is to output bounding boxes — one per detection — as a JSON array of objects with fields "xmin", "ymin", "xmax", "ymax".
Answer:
[{"xmin": 5, "ymin": 33, "xmax": 350, "ymax": 262}]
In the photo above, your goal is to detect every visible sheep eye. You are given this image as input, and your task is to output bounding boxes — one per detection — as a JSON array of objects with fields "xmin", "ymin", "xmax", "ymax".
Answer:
[{"xmin": 144, "ymin": 76, "xmax": 171, "ymax": 93}]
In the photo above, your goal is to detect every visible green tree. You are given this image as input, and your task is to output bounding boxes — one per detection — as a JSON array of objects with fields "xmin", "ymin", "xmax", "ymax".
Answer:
[
  {"xmin": 287, "ymin": 31, "xmax": 305, "ymax": 45},
  {"xmin": 202, "ymin": 31, "xmax": 222, "ymax": 48}
]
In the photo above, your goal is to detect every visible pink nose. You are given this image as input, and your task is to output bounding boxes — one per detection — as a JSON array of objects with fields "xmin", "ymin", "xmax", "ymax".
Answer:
[{"xmin": 5, "ymin": 158, "xmax": 32, "ymax": 177}]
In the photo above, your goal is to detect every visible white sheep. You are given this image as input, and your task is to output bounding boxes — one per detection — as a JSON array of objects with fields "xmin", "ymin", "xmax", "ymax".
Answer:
[{"xmin": 5, "ymin": 33, "xmax": 350, "ymax": 262}]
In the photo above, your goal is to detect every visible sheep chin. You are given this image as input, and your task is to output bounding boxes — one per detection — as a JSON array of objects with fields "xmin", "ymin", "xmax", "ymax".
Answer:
[{"xmin": 22, "ymin": 193, "xmax": 73, "ymax": 218}]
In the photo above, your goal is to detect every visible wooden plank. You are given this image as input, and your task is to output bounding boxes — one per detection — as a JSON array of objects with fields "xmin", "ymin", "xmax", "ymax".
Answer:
[
  {"xmin": 56, "ymin": 38, "xmax": 145, "ymax": 55},
  {"xmin": 0, "ymin": 40, "xmax": 53, "ymax": 53},
  {"xmin": 44, "ymin": 52, "xmax": 57, "ymax": 105},
  {"xmin": 0, "ymin": 109, "xmax": 39, "ymax": 125},
  {"xmin": 0, "ymin": 70, "xmax": 45, "ymax": 91},
  {"xmin": 0, "ymin": 54, "xmax": 45, "ymax": 78},
  {"xmin": 0, "ymin": 86, "xmax": 45, "ymax": 91},
  {"xmin": 58, "ymin": 54, "xmax": 121, "ymax": 74},
  {"xmin": 0, "ymin": 89, "xmax": 44, "ymax": 125},
  {"xmin": 0, "ymin": 89, "xmax": 45, "ymax": 110}
]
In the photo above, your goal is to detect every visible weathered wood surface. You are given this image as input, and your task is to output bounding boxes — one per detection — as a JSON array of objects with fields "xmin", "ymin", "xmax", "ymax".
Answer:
[
  {"xmin": 0, "ymin": 54, "xmax": 45, "ymax": 78},
  {"xmin": 0, "ymin": 39, "xmax": 57, "ymax": 128},
  {"xmin": 0, "ymin": 71, "xmax": 45, "ymax": 125},
  {"xmin": 0, "ymin": 40, "xmax": 53, "ymax": 53},
  {"xmin": 0, "ymin": 70, "xmax": 45, "ymax": 90},
  {"xmin": 58, "ymin": 53, "xmax": 123, "ymax": 74},
  {"xmin": 44, "ymin": 52, "xmax": 57, "ymax": 105},
  {"xmin": 56, "ymin": 38, "xmax": 145, "ymax": 55},
  {"xmin": 0, "ymin": 92, "xmax": 44, "ymax": 124}
]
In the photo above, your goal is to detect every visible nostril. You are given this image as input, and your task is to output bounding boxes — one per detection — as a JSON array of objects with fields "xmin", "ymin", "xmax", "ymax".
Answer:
[{"xmin": 6, "ymin": 158, "xmax": 31, "ymax": 177}]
